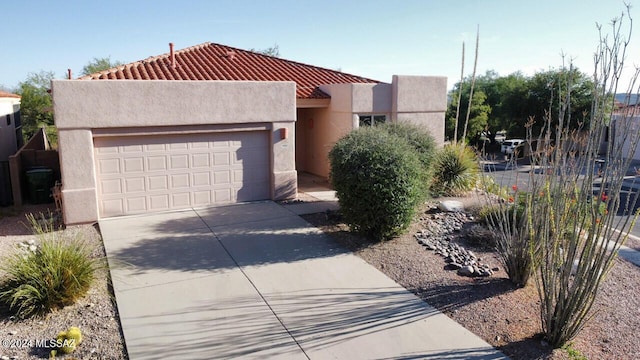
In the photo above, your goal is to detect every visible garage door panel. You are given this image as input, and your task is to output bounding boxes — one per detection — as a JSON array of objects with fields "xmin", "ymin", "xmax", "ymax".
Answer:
[
  {"xmin": 123, "ymin": 144, "xmax": 144, "ymax": 153},
  {"xmin": 99, "ymin": 158, "xmax": 120, "ymax": 174},
  {"xmin": 127, "ymin": 197, "xmax": 147, "ymax": 212},
  {"xmin": 101, "ymin": 179, "xmax": 122, "ymax": 194},
  {"xmin": 213, "ymin": 152, "xmax": 230, "ymax": 166},
  {"xmin": 103, "ymin": 199, "xmax": 124, "ymax": 215},
  {"xmin": 125, "ymin": 177, "xmax": 145, "ymax": 192},
  {"xmin": 172, "ymin": 193, "xmax": 191, "ymax": 207},
  {"xmin": 95, "ymin": 132, "xmax": 270, "ymax": 217},
  {"xmin": 124, "ymin": 158, "xmax": 144, "ymax": 173},
  {"xmin": 192, "ymin": 153, "xmax": 211, "ymax": 168},
  {"xmin": 148, "ymin": 176, "xmax": 168, "ymax": 191},
  {"xmin": 170, "ymin": 155, "xmax": 189, "ymax": 169},
  {"xmin": 171, "ymin": 174, "xmax": 190, "ymax": 188},
  {"xmin": 150, "ymin": 195, "xmax": 170, "ymax": 210}
]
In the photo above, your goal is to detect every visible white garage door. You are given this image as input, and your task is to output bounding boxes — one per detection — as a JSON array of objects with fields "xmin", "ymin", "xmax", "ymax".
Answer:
[{"xmin": 94, "ymin": 132, "xmax": 270, "ymax": 217}]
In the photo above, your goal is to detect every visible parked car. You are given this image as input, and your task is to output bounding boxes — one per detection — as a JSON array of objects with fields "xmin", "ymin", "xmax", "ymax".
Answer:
[{"xmin": 501, "ymin": 139, "xmax": 525, "ymax": 154}]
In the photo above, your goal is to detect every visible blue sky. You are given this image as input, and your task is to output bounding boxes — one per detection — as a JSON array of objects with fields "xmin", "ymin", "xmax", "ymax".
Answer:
[{"xmin": 2, "ymin": 0, "xmax": 637, "ymax": 91}]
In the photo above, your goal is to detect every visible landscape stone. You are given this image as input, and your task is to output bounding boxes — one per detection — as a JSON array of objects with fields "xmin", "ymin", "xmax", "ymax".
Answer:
[
  {"xmin": 416, "ymin": 202, "xmax": 498, "ymax": 278},
  {"xmin": 438, "ymin": 200, "xmax": 465, "ymax": 212},
  {"xmin": 444, "ymin": 263, "xmax": 463, "ymax": 270},
  {"xmin": 458, "ymin": 266, "xmax": 475, "ymax": 276}
]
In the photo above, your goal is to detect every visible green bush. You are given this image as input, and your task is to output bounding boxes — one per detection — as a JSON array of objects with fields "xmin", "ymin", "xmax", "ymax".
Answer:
[
  {"xmin": 0, "ymin": 214, "xmax": 99, "ymax": 318},
  {"xmin": 329, "ymin": 126, "xmax": 424, "ymax": 240},
  {"xmin": 378, "ymin": 122, "xmax": 436, "ymax": 192},
  {"xmin": 431, "ymin": 143, "xmax": 479, "ymax": 196}
]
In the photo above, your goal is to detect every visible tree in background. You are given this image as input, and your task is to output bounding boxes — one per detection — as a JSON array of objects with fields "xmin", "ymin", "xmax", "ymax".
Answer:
[
  {"xmin": 446, "ymin": 87, "xmax": 491, "ymax": 143},
  {"xmin": 518, "ymin": 67, "xmax": 594, "ymax": 138},
  {"xmin": 479, "ymin": 71, "xmax": 529, "ymax": 142},
  {"xmin": 250, "ymin": 44, "xmax": 280, "ymax": 57},
  {"xmin": 446, "ymin": 68, "xmax": 594, "ymax": 143},
  {"xmin": 15, "ymin": 71, "xmax": 55, "ymax": 144},
  {"xmin": 81, "ymin": 56, "xmax": 123, "ymax": 76}
]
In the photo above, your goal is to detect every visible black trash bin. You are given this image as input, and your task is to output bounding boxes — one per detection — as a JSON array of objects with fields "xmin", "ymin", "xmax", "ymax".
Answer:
[{"xmin": 25, "ymin": 167, "xmax": 53, "ymax": 204}]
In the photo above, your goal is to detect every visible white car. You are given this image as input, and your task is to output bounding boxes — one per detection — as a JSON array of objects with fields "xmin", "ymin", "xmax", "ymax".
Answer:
[{"xmin": 501, "ymin": 139, "xmax": 525, "ymax": 154}]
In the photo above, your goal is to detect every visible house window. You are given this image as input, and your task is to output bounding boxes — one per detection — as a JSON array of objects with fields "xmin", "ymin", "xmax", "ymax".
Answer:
[
  {"xmin": 359, "ymin": 114, "xmax": 387, "ymax": 127},
  {"xmin": 5, "ymin": 114, "xmax": 10, "ymax": 126}
]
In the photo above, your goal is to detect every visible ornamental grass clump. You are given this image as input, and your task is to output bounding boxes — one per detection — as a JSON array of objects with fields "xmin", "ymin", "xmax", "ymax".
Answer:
[
  {"xmin": 481, "ymin": 184, "xmax": 534, "ymax": 287},
  {"xmin": 0, "ymin": 213, "xmax": 100, "ymax": 318},
  {"xmin": 431, "ymin": 143, "xmax": 480, "ymax": 196}
]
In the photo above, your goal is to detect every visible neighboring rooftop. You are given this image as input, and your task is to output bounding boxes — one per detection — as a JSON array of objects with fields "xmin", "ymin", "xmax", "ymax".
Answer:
[
  {"xmin": 79, "ymin": 42, "xmax": 380, "ymax": 99},
  {"xmin": 0, "ymin": 91, "xmax": 20, "ymax": 99}
]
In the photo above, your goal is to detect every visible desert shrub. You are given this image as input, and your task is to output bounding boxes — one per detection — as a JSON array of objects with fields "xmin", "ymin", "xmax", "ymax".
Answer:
[
  {"xmin": 0, "ymin": 214, "xmax": 100, "ymax": 318},
  {"xmin": 329, "ymin": 126, "xmax": 423, "ymax": 240},
  {"xmin": 431, "ymin": 143, "xmax": 479, "ymax": 196},
  {"xmin": 378, "ymin": 122, "xmax": 437, "ymax": 192},
  {"xmin": 479, "ymin": 174, "xmax": 509, "ymax": 199}
]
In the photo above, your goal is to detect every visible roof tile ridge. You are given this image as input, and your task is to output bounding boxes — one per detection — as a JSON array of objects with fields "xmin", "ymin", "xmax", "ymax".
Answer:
[
  {"xmin": 78, "ymin": 42, "xmax": 214, "ymax": 80},
  {"xmin": 208, "ymin": 42, "xmax": 381, "ymax": 83}
]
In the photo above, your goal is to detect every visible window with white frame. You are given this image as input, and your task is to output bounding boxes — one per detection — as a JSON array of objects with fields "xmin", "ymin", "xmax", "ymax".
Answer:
[{"xmin": 359, "ymin": 114, "xmax": 387, "ymax": 127}]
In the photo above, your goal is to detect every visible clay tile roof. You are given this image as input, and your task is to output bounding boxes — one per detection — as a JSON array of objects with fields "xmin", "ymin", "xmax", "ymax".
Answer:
[
  {"xmin": 0, "ymin": 91, "xmax": 20, "ymax": 99},
  {"xmin": 78, "ymin": 42, "xmax": 380, "ymax": 99}
]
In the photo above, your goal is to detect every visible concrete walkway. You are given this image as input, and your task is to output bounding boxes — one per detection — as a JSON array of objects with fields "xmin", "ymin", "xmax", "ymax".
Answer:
[{"xmin": 99, "ymin": 201, "xmax": 506, "ymax": 359}]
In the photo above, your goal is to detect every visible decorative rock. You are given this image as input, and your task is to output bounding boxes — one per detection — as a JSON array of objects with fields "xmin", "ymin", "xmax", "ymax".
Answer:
[
  {"xmin": 458, "ymin": 265, "xmax": 475, "ymax": 276},
  {"xmin": 416, "ymin": 202, "xmax": 497, "ymax": 278},
  {"xmin": 444, "ymin": 262, "xmax": 463, "ymax": 270},
  {"xmin": 438, "ymin": 200, "xmax": 465, "ymax": 212}
]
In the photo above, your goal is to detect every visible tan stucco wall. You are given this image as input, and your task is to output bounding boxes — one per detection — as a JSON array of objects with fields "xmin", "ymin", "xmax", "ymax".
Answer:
[
  {"xmin": 392, "ymin": 75, "xmax": 447, "ymax": 145},
  {"xmin": 53, "ymin": 80, "xmax": 297, "ymax": 224},
  {"xmin": 305, "ymin": 76, "xmax": 447, "ymax": 178}
]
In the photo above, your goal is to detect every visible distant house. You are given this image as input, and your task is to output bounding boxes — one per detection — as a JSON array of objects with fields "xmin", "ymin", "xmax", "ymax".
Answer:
[
  {"xmin": 53, "ymin": 42, "xmax": 447, "ymax": 225},
  {"xmin": 610, "ymin": 94, "xmax": 640, "ymax": 160},
  {"xmin": 0, "ymin": 91, "xmax": 22, "ymax": 161}
]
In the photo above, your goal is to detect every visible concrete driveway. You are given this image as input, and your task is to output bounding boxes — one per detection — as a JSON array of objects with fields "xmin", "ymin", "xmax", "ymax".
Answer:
[{"xmin": 99, "ymin": 201, "xmax": 506, "ymax": 359}]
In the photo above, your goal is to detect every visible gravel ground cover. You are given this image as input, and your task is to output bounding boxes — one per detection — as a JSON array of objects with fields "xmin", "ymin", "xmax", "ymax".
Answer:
[
  {"xmin": 302, "ymin": 196, "xmax": 640, "ymax": 359},
  {"xmin": 0, "ymin": 205, "xmax": 127, "ymax": 360}
]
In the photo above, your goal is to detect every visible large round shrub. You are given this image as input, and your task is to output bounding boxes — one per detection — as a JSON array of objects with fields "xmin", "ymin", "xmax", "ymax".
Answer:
[
  {"xmin": 329, "ymin": 126, "xmax": 423, "ymax": 240},
  {"xmin": 379, "ymin": 122, "xmax": 437, "ymax": 196},
  {"xmin": 378, "ymin": 122, "xmax": 437, "ymax": 172}
]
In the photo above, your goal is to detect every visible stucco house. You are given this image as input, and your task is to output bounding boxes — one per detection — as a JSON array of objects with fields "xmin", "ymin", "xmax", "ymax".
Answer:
[
  {"xmin": 53, "ymin": 42, "xmax": 447, "ymax": 225},
  {"xmin": 0, "ymin": 91, "xmax": 22, "ymax": 162},
  {"xmin": 0, "ymin": 91, "xmax": 22, "ymax": 206}
]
